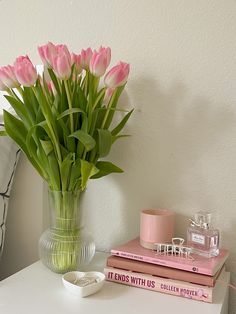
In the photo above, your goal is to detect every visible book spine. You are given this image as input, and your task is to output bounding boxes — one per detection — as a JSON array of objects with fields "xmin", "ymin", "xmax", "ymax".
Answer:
[
  {"xmin": 104, "ymin": 267, "xmax": 213, "ymax": 303},
  {"xmin": 111, "ymin": 250, "xmax": 211, "ymax": 275},
  {"xmin": 107, "ymin": 257, "xmax": 215, "ymax": 287}
]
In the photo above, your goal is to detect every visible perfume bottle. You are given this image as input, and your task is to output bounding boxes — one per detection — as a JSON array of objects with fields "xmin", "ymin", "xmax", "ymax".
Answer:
[{"xmin": 187, "ymin": 211, "xmax": 219, "ymax": 258}]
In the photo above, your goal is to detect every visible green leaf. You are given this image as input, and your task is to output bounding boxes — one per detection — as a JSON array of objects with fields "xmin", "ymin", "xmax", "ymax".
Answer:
[
  {"xmin": 95, "ymin": 107, "xmax": 106, "ymax": 129},
  {"xmin": 4, "ymin": 110, "xmax": 28, "ymax": 150},
  {"xmin": 89, "ymin": 108, "xmax": 99, "ymax": 136},
  {"xmin": 36, "ymin": 106, "xmax": 44, "ymax": 123},
  {"xmin": 47, "ymin": 151, "xmax": 61, "ymax": 190},
  {"xmin": 68, "ymin": 158, "xmax": 81, "ymax": 190},
  {"xmin": 33, "ymin": 83, "xmax": 62, "ymax": 162},
  {"xmin": 23, "ymin": 87, "xmax": 39, "ymax": 116},
  {"xmin": 97, "ymin": 129, "xmax": 112, "ymax": 157},
  {"xmin": 42, "ymin": 73, "xmax": 54, "ymax": 102},
  {"xmin": 60, "ymin": 81, "xmax": 68, "ymax": 113},
  {"xmin": 47, "ymin": 68, "xmax": 61, "ymax": 95},
  {"xmin": 26, "ymin": 121, "xmax": 45, "ymax": 158},
  {"xmin": 60, "ymin": 145, "xmax": 70, "ymax": 159},
  {"xmin": 4, "ymin": 95, "xmax": 31, "ymax": 128},
  {"xmin": 91, "ymin": 161, "xmax": 123, "ymax": 179},
  {"xmin": 76, "ymin": 85, "xmax": 87, "ymax": 111},
  {"xmin": 69, "ymin": 130, "xmax": 96, "ymax": 152},
  {"xmin": 0, "ymin": 130, "xmax": 7, "ymax": 136},
  {"xmin": 57, "ymin": 108, "xmax": 84, "ymax": 120},
  {"xmin": 24, "ymin": 124, "xmax": 50, "ymax": 181},
  {"xmin": 21, "ymin": 87, "xmax": 36, "ymax": 122},
  {"xmin": 112, "ymin": 134, "xmax": 131, "ymax": 144},
  {"xmin": 60, "ymin": 153, "xmax": 74, "ymax": 191},
  {"xmin": 93, "ymin": 88, "xmax": 106, "ymax": 109},
  {"xmin": 34, "ymin": 80, "xmax": 56, "ymax": 130},
  {"xmin": 104, "ymin": 85, "xmax": 125, "ymax": 129},
  {"xmin": 3, "ymin": 110, "xmax": 46, "ymax": 178},
  {"xmin": 81, "ymin": 114, "xmax": 88, "ymax": 132},
  {"xmin": 76, "ymin": 116, "xmax": 88, "ymax": 157},
  {"xmin": 111, "ymin": 109, "xmax": 134, "ymax": 136},
  {"xmin": 40, "ymin": 140, "xmax": 53, "ymax": 156},
  {"xmin": 80, "ymin": 159, "xmax": 98, "ymax": 190}
]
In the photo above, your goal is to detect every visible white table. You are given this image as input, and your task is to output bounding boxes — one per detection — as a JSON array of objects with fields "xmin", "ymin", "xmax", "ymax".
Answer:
[{"xmin": 0, "ymin": 253, "xmax": 229, "ymax": 314}]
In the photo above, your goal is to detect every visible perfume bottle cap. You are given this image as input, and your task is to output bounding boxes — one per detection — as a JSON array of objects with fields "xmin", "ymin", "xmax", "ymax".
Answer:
[{"xmin": 192, "ymin": 211, "xmax": 212, "ymax": 229}]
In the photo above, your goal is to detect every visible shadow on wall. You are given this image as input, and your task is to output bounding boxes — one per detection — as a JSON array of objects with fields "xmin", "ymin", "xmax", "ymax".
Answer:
[
  {"xmin": 81, "ymin": 74, "xmax": 236, "ymax": 249},
  {"xmin": 81, "ymin": 76, "xmax": 236, "ymax": 308}
]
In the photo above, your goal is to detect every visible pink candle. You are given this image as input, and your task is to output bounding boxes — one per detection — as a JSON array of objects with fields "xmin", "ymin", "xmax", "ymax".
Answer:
[{"xmin": 140, "ymin": 209, "xmax": 175, "ymax": 249}]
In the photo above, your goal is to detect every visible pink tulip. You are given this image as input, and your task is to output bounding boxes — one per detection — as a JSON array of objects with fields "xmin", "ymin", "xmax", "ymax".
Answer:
[
  {"xmin": 0, "ymin": 78, "xmax": 7, "ymax": 91},
  {"xmin": 38, "ymin": 42, "xmax": 57, "ymax": 67},
  {"xmin": 98, "ymin": 46, "xmax": 111, "ymax": 68},
  {"xmin": 14, "ymin": 56, "xmax": 37, "ymax": 87},
  {"xmin": 0, "ymin": 65, "xmax": 20, "ymax": 89},
  {"xmin": 89, "ymin": 47, "xmax": 111, "ymax": 77},
  {"xmin": 71, "ymin": 53, "xmax": 82, "ymax": 74},
  {"xmin": 104, "ymin": 61, "xmax": 130, "ymax": 88},
  {"xmin": 51, "ymin": 45, "xmax": 72, "ymax": 80},
  {"xmin": 104, "ymin": 87, "xmax": 114, "ymax": 105},
  {"xmin": 80, "ymin": 48, "xmax": 93, "ymax": 70}
]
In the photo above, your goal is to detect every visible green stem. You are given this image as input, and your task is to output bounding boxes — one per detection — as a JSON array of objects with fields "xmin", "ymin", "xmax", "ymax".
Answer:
[
  {"xmin": 82, "ymin": 150, "xmax": 87, "ymax": 160},
  {"xmin": 65, "ymin": 80, "xmax": 74, "ymax": 133},
  {"xmin": 101, "ymin": 89, "xmax": 117, "ymax": 129},
  {"xmin": 92, "ymin": 88, "xmax": 105, "ymax": 111},
  {"xmin": 84, "ymin": 72, "xmax": 89, "ymax": 97},
  {"xmin": 7, "ymin": 88, "xmax": 23, "ymax": 103},
  {"xmin": 48, "ymin": 190, "xmax": 81, "ymax": 273},
  {"xmin": 16, "ymin": 87, "xmax": 23, "ymax": 97},
  {"xmin": 50, "ymin": 129, "xmax": 62, "ymax": 164},
  {"xmin": 8, "ymin": 89, "xmax": 17, "ymax": 99}
]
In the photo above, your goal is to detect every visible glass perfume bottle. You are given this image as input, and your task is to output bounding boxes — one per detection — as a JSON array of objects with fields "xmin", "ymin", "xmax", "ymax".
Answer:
[{"xmin": 187, "ymin": 211, "xmax": 219, "ymax": 258}]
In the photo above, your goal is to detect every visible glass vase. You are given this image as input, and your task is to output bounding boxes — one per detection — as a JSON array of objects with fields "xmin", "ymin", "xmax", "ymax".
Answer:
[{"xmin": 39, "ymin": 189, "xmax": 95, "ymax": 273}]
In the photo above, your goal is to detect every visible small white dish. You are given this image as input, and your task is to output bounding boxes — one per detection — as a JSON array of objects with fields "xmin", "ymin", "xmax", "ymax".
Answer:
[{"xmin": 62, "ymin": 271, "xmax": 105, "ymax": 297}]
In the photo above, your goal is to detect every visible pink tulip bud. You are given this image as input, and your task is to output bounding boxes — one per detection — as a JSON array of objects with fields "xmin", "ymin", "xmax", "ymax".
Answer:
[
  {"xmin": 51, "ymin": 45, "xmax": 72, "ymax": 80},
  {"xmin": 0, "ymin": 78, "xmax": 8, "ymax": 91},
  {"xmin": 104, "ymin": 61, "xmax": 130, "ymax": 88},
  {"xmin": 80, "ymin": 48, "xmax": 93, "ymax": 70},
  {"xmin": 98, "ymin": 46, "xmax": 111, "ymax": 68},
  {"xmin": 89, "ymin": 47, "xmax": 111, "ymax": 77},
  {"xmin": 38, "ymin": 42, "xmax": 57, "ymax": 67},
  {"xmin": 104, "ymin": 87, "xmax": 115, "ymax": 105},
  {"xmin": 14, "ymin": 55, "xmax": 37, "ymax": 87},
  {"xmin": 0, "ymin": 65, "xmax": 20, "ymax": 89},
  {"xmin": 71, "ymin": 53, "xmax": 82, "ymax": 74}
]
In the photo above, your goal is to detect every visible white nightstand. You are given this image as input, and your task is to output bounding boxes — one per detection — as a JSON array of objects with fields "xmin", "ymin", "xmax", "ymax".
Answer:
[{"xmin": 0, "ymin": 253, "xmax": 229, "ymax": 314}]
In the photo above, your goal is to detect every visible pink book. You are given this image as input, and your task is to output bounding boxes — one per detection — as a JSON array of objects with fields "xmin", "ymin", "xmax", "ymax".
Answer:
[
  {"xmin": 104, "ymin": 266, "xmax": 226, "ymax": 303},
  {"xmin": 107, "ymin": 255, "xmax": 223, "ymax": 287},
  {"xmin": 111, "ymin": 238, "xmax": 229, "ymax": 276}
]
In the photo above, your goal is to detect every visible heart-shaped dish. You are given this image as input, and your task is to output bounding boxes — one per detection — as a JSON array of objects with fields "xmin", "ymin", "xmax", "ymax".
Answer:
[{"xmin": 62, "ymin": 271, "xmax": 105, "ymax": 297}]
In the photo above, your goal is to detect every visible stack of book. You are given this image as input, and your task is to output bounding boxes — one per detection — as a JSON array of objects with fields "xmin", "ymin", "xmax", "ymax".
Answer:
[{"xmin": 104, "ymin": 238, "xmax": 229, "ymax": 303}]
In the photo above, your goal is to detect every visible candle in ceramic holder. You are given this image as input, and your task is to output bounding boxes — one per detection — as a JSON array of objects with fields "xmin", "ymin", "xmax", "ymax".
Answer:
[{"xmin": 140, "ymin": 209, "xmax": 175, "ymax": 249}]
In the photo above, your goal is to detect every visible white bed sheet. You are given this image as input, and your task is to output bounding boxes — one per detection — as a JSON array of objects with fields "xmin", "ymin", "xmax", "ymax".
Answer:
[{"xmin": 0, "ymin": 95, "xmax": 20, "ymax": 258}]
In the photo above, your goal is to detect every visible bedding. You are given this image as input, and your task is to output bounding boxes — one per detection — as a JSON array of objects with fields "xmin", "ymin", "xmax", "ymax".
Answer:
[{"xmin": 0, "ymin": 122, "xmax": 20, "ymax": 258}]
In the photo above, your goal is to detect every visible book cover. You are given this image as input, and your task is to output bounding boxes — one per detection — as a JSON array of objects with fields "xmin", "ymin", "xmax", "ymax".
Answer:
[
  {"xmin": 107, "ymin": 255, "xmax": 223, "ymax": 287},
  {"xmin": 111, "ymin": 237, "xmax": 229, "ymax": 276},
  {"xmin": 104, "ymin": 266, "xmax": 226, "ymax": 303}
]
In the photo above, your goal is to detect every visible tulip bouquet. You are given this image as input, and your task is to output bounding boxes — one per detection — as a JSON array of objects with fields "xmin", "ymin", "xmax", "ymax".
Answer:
[{"xmin": 0, "ymin": 42, "xmax": 132, "ymax": 272}]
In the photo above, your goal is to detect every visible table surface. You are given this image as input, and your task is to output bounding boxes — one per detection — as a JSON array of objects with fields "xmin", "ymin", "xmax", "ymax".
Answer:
[{"xmin": 0, "ymin": 253, "xmax": 230, "ymax": 314}]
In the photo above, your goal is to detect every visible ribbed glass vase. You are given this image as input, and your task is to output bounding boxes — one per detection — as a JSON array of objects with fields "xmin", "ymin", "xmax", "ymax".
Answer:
[{"xmin": 39, "ymin": 189, "xmax": 95, "ymax": 273}]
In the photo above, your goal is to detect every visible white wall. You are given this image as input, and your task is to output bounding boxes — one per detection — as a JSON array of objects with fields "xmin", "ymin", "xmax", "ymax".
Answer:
[{"xmin": 0, "ymin": 0, "xmax": 236, "ymax": 311}]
